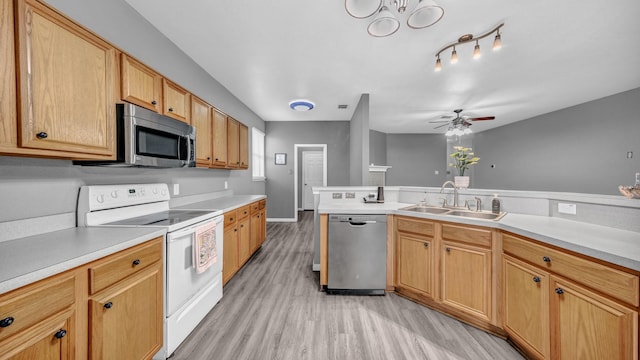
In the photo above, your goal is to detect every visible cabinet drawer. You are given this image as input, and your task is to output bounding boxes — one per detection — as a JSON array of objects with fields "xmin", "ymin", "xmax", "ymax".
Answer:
[
  {"xmin": 0, "ymin": 272, "xmax": 75, "ymax": 341},
  {"xmin": 396, "ymin": 216, "xmax": 434, "ymax": 237},
  {"xmin": 250, "ymin": 201, "xmax": 260, "ymax": 214},
  {"xmin": 89, "ymin": 237, "xmax": 162, "ymax": 295},
  {"xmin": 503, "ymin": 233, "xmax": 639, "ymax": 306},
  {"xmin": 441, "ymin": 223, "xmax": 492, "ymax": 248},
  {"xmin": 224, "ymin": 209, "xmax": 237, "ymax": 228},
  {"xmin": 237, "ymin": 205, "xmax": 251, "ymax": 220},
  {"xmin": 259, "ymin": 199, "xmax": 266, "ymax": 210}
]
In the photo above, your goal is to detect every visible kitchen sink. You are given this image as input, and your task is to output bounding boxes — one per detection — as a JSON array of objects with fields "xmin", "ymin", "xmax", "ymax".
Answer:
[
  {"xmin": 399, "ymin": 205, "xmax": 451, "ymax": 214},
  {"xmin": 399, "ymin": 205, "xmax": 506, "ymax": 221},
  {"xmin": 446, "ymin": 210, "xmax": 506, "ymax": 221}
]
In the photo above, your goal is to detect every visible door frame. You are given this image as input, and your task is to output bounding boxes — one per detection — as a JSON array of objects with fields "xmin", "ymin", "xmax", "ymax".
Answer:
[{"xmin": 294, "ymin": 144, "xmax": 327, "ymax": 222}]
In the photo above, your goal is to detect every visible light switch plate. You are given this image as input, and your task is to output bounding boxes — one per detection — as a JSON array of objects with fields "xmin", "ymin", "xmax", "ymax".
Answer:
[
  {"xmin": 332, "ymin": 193, "xmax": 343, "ymax": 199},
  {"xmin": 558, "ymin": 203, "xmax": 576, "ymax": 215},
  {"xmin": 345, "ymin": 192, "xmax": 355, "ymax": 199}
]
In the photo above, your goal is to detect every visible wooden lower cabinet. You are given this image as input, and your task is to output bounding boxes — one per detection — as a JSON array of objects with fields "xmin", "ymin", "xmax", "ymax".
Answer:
[
  {"xmin": 0, "ymin": 237, "xmax": 163, "ymax": 360},
  {"xmin": 89, "ymin": 264, "xmax": 162, "ymax": 360},
  {"xmin": 396, "ymin": 233, "xmax": 434, "ymax": 298},
  {"xmin": 551, "ymin": 276, "xmax": 637, "ymax": 360},
  {"xmin": 441, "ymin": 240, "xmax": 492, "ymax": 322},
  {"xmin": 503, "ymin": 255, "xmax": 550, "ymax": 360},
  {"xmin": 224, "ymin": 200, "xmax": 267, "ymax": 285},
  {"xmin": 503, "ymin": 233, "xmax": 639, "ymax": 359}
]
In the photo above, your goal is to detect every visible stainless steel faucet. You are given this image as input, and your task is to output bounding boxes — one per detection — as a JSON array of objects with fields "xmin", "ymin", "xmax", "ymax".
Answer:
[
  {"xmin": 474, "ymin": 197, "xmax": 482, "ymax": 211},
  {"xmin": 440, "ymin": 181, "xmax": 459, "ymax": 208}
]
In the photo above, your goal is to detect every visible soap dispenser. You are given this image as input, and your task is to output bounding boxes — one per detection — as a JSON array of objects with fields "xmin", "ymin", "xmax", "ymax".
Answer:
[{"xmin": 491, "ymin": 194, "xmax": 501, "ymax": 214}]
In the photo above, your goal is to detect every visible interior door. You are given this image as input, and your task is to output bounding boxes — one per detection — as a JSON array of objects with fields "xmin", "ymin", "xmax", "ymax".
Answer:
[{"xmin": 302, "ymin": 151, "xmax": 324, "ymax": 210}]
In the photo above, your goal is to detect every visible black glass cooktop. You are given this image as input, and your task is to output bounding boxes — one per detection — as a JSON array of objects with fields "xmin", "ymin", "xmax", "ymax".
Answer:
[{"xmin": 106, "ymin": 210, "xmax": 215, "ymax": 226}]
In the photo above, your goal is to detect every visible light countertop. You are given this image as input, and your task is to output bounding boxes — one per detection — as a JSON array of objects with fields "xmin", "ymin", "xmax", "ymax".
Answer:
[
  {"xmin": 0, "ymin": 227, "xmax": 165, "ymax": 294},
  {"xmin": 0, "ymin": 194, "xmax": 267, "ymax": 294},
  {"xmin": 319, "ymin": 200, "xmax": 640, "ymax": 271}
]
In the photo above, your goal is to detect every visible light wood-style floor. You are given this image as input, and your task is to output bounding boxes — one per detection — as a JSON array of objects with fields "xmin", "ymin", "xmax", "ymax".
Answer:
[{"xmin": 171, "ymin": 211, "xmax": 524, "ymax": 360}]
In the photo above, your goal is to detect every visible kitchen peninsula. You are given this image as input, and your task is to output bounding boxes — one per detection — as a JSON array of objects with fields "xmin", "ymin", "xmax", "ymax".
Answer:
[{"xmin": 315, "ymin": 185, "xmax": 640, "ymax": 360}]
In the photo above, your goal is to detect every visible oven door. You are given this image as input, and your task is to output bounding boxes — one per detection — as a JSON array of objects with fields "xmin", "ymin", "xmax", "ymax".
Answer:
[{"xmin": 165, "ymin": 215, "xmax": 223, "ymax": 316}]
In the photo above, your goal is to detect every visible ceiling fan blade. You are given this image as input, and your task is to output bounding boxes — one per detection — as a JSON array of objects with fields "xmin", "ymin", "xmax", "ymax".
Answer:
[
  {"xmin": 469, "ymin": 116, "xmax": 495, "ymax": 121},
  {"xmin": 428, "ymin": 120, "xmax": 451, "ymax": 123},
  {"xmin": 434, "ymin": 123, "xmax": 450, "ymax": 129}
]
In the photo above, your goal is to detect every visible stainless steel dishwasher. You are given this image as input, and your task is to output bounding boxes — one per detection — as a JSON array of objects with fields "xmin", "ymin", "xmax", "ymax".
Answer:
[{"xmin": 327, "ymin": 214, "xmax": 387, "ymax": 295}]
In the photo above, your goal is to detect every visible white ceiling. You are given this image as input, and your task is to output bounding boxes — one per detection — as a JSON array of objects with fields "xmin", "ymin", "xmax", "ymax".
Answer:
[{"xmin": 124, "ymin": 0, "xmax": 640, "ymax": 134}]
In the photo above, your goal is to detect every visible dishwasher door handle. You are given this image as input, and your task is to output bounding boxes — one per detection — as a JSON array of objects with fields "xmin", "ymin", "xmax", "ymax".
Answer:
[{"xmin": 346, "ymin": 221, "xmax": 377, "ymax": 226}]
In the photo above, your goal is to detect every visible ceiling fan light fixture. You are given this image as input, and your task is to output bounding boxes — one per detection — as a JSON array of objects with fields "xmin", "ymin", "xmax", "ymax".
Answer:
[
  {"xmin": 345, "ymin": 0, "xmax": 382, "ymax": 19},
  {"xmin": 367, "ymin": 5, "xmax": 401, "ymax": 37},
  {"xmin": 406, "ymin": 0, "xmax": 444, "ymax": 29},
  {"xmin": 289, "ymin": 99, "xmax": 315, "ymax": 111},
  {"xmin": 473, "ymin": 40, "xmax": 481, "ymax": 59},
  {"xmin": 445, "ymin": 128, "xmax": 454, "ymax": 137},
  {"xmin": 463, "ymin": 127, "xmax": 473, "ymax": 135}
]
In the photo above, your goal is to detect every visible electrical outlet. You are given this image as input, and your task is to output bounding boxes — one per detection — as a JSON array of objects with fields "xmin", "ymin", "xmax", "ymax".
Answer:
[
  {"xmin": 558, "ymin": 203, "xmax": 576, "ymax": 215},
  {"xmin": 345, "ymin": 192, "xmax": 356, "ymax": 199},
  {"xmin": 173, "ymin": 183, "xmax": 180, "ymax": 196},
  {"xmin": 332, "ymin": 193, "xmax": 343, "ymax": 199},
  {"xmin": 434, "ymin": 170, "xmax": 439, "ymax": 175},
  {"xmin": 224, "ymin": 181, "xmax": 228, "ymax": 189}
]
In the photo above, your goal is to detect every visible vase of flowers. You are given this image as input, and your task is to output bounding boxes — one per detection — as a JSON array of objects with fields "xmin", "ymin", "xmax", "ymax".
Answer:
[{"xmin": 449, "ymin": 146, "xmax": 480, "ymax": 188}]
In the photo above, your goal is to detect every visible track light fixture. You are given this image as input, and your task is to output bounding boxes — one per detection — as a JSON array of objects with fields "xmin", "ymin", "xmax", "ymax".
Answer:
[
  {"xmin": 346, "ymin": 0, "xmax": 444, "ymax": 37},
  {"xmin": 434, "ymin": 23, "xmax": 504, "ymax": 71}
]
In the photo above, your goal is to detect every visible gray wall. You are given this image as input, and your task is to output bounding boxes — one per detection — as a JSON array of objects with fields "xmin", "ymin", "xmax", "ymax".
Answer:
[
  {"xmin": 386, "ymin": 134, "xmax": 448, "ymax": 186},
  {"xmin": 473, "ymin": 87, "xmax": 640, "ymax": 195},
  {"xmin": 265, "ymin": 122, "xmax": 350, "ymax": 219},
  {"xmin": 369, "ymin": 130, "xmax": 387, "ymax": 166},
  {"xmin": 0, "ymin": 0, "xmax": 266, "ymax": 223},
  {"xmin": 350, "ymin": 94, "xmax": 369, "ymax": 185}
]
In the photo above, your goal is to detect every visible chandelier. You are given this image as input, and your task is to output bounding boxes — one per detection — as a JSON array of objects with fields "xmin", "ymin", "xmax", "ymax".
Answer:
[
  {"xmin": 345, "ymin": 0, "xmax": 444, "ymax": 37},
  {"xmin": 435, "ymin": 23, "xmax": 504, "ymax": 71}
]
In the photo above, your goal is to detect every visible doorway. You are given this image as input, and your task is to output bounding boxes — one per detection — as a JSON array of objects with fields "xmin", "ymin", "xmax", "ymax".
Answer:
[{"xmin": 294, "ymin": 144, "xmax": 327, "ymax": 222}]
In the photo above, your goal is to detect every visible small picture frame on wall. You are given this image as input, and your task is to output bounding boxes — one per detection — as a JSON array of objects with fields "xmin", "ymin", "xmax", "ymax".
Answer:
[{"xmin": 275, "ymin": 153, "xmax": 287, "ymax": 165}]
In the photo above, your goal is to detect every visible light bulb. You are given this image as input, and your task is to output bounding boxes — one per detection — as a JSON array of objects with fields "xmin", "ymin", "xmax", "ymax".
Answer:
[
  {"xmin": 445, "ymin": 129, "xmax": 454, "ymax": 136},
  {"xmin": 434, "ymin": 56, "xmax": 442, "ymax": 72},
  {"xmin": 473, "ymin": 41, "xmax": 481, "ymax": 59},
  {"xmin": 493, "ymin": 33, "xmax": 502, "ymax": 50},
  {"xmin": 450, "ymin": 47, "xmax": 458, "ymax": 64},
  {"xmin": 453, "ymin": 128, "xmax": 464, "ymax": 136},
  {"xmin": 463, "ymin": 127, "xmax": 472, "ymax": 135}
]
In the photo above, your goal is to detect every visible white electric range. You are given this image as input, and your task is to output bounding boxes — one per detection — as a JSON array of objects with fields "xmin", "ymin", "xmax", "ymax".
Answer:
[{"xmin": 77, "ymin": 183, "xmax": 223, "ymax": 359}]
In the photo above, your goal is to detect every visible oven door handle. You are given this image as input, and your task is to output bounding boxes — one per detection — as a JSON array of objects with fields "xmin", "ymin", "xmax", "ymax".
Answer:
[{"xmin": 167, "ymin": 218, "xmax": 223, "ymax": 241}]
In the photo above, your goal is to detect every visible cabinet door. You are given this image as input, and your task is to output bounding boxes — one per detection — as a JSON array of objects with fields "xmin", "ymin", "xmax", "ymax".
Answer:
[
  {"xmin": 15, "ymin": 0, "xmax": 116, "ymax": 157},
  {"xmin": 250, "ymin": 211, "xmax": 261, "ymax": 254},
  {"xmin": 0, "ymin": 309, "xmax": 74, "ymax": 360},
  {"xmin": 238, "ymin": 217, "xmax": 251, "ymax": 266},
  {"xmin": 551, "ymin": 276, "xmax": 638, "ymax": 360},
  {"xmin": 223, "ymin": 225, "xmax": 238, "ymax": 285},
  {"xmin": 396, "ymin": 233, "xmax": 434, "ymax": 298},
  {"xmin": 239, "ymin": 123, "xmax": 249, "ymax": 169},
  {"xmin": 162, "ymin": 79, "xmax": 190, "ymax": 123},
  {"xmin": 259, "ymin": 208, "xmax": 266, "ymax": 246},
  {"xmin": 120, "ymin": 54, "xmax": 162, "ymax": 113},
  {"xmin": 89, "ymin": 263, "xmax": 163, "ymax": 360},
  {"xmin": 441, "ymin": 241, "xmax": 491, "ymax": 321},
  {"xmin": 503, "ymin": 255, "xmax": 550, "ymax": 360},
  {"xmin": 226, "ymin": 117, "xmax": 240, "ymax": 169},
  {"xmin": 0, "ymin": 0, "xmax": 18, "ymax": 152},
  {"xmin": 192, "ymin": 97, "xmax": 212, "ymax": 167},
  {"xmin": 211, "ymin": 108, "xmax": 228, "ymax": 167}
]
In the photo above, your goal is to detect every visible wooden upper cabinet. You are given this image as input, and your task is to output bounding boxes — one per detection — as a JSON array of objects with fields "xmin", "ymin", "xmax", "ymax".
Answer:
[
  {"xmin": 239, "ymin": 123, "xmax": 249, "ymax": 169},
  {"xmin": 226, "ymin": 117, "xmax": 240, "ymax": 169},
  {"xmin": 163, "ymin": 79, "xmax": 190, "ymax": 124},
  {"xmin": 211, "ymin": 108, "xmax": 228, "ymax": 167},
  {"xmin": 120, "ymin": 53, "xmax": 162, "ymax": 113},
  {"xmin": 0, "ymin": 0, "xmax": 18, "ymax": 153},
  {"xmin": 192, "ymin": 96, "xmax": 212, "ymax": 167},
  {"xmin": 14, "ymin": 0, "xmax": 116, "ymax": 158}
]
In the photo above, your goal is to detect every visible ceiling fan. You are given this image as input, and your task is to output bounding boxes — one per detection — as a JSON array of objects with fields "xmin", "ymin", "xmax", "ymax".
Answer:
[{"xmin": 429, "ymin": 109, "xmax": 495, "ymax": 136}]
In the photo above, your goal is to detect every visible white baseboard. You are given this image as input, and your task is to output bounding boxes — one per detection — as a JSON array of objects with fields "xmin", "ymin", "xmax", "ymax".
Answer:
[{"xmin": 266, "ymin": 218, "xmax": 296, "ymax": 223}]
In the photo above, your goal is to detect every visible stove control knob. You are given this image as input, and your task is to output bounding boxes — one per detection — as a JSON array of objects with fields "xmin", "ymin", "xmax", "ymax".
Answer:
[
  {"xmin": 161, "ymin": 189, "xmax": 167, "ymax": 196},
  {"xmin": 110, "ymin": 190, "xmax": 118, "ymax": 199},
  {"xmin": 139, "ymin": 188, "xmax": 145, "ymax": 196},
  {"xmin": 152, "ymin": 187, "xmax": 158, "ymax": 194},
  {"xmin": 96, "ymin": 194, "xmax": 104, "ymax": 203}
]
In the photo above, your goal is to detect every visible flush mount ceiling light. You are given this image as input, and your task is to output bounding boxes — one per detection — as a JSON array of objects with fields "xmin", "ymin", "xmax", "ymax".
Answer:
[
  {"xmin": 345, "ymin": 0, "xmax": 444, "ymax": 38},
  {"xmin": 434, "ymin": 23, "xmax": 504, "ymax": 72},
  {"xmin": 289, "ymin": 99, "xmax": 315, "ymax": 111}
]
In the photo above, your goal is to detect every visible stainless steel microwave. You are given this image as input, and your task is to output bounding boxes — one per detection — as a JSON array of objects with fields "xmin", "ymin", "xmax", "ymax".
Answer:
[{"xmin": 76, "ymin": 103, "xmax": 196, "ymax": 167}]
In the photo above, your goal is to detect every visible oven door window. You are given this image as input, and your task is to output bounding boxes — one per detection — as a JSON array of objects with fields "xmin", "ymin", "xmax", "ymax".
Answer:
[{"xmin": 136, "ymin": 126, "xmax": 187, "ymax": 160}]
